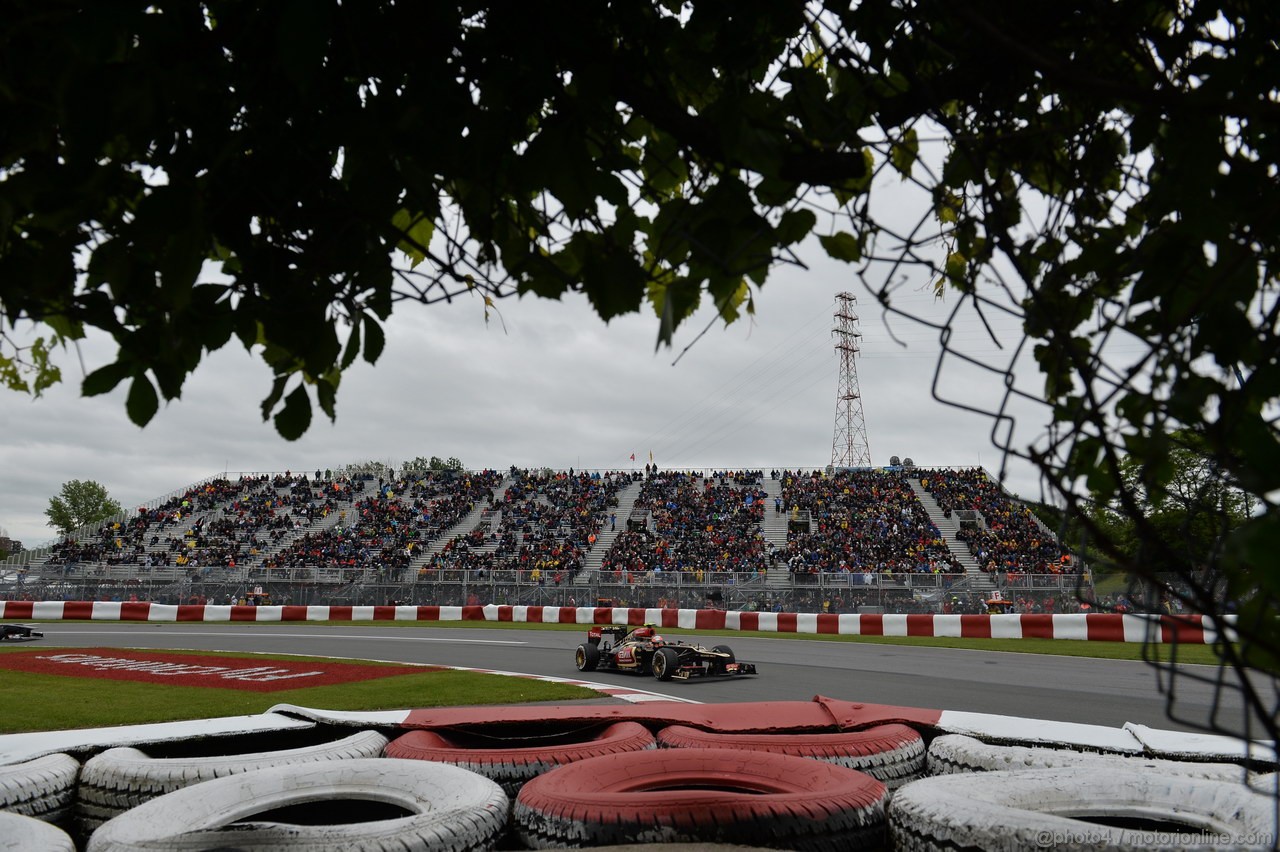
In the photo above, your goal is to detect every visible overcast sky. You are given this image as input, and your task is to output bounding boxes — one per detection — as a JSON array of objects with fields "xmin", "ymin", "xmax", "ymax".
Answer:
[{"xmin": 0, "ymin": 236, "xmax": 1060, "ymax": 551}]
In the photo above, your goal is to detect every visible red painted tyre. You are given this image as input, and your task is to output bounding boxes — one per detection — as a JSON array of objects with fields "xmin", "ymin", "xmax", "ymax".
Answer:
[
  {"xmin": 514, "ymin": 747, "xmax": 887, "ymax": 850},
  {"xmin": 385, "ymin": 721, "xmax": 655, "ymax": 794},
  {"xmin": 657, "ymin": 722, "xmax": 926, "ymax": 788}
]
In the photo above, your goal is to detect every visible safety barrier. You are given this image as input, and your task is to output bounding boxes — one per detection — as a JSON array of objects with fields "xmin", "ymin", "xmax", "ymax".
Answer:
[
  {"xmin": 2, "ymin": 693, "xmax": 1272, "ymax": 851},
  {"xmin": 0, "ymin": 600, "xmax": 1230, "ymax": 643}
]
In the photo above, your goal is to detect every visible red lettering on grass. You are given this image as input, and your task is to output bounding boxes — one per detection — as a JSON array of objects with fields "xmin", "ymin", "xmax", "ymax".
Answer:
[{"xmin": 0, "ymin": 648, "xmax": 436, "ymax": 692}]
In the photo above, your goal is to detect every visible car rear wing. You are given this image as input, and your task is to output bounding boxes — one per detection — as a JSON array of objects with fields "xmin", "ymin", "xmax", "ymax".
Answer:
[{"xmin": 586, "ymin": 625, "xmax": 629, "ymax": 646}]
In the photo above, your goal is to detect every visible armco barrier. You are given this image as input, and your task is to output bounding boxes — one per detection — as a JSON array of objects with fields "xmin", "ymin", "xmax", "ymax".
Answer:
[{"xmin": 0, "ymin": 601, "xmax": 1231, "ymax": 643}]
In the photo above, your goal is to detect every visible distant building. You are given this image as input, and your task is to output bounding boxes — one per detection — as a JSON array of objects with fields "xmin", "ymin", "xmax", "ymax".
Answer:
[{"xmin": 0, "ymin": 536, "xmax": 22, "ymax": 556}]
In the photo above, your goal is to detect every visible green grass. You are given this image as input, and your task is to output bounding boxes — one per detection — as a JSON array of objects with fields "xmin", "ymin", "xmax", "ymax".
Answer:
[
  {"xmin": 1091, "ymin": 573, "xmax": 1131, "ymax": 596},
  {"xmin": 0, "ymin": 648, "xmax": 594, "ymax": 734}
]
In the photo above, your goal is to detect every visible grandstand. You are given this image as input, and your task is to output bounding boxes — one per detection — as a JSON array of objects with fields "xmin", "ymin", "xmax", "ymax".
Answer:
[{"xmin": 0, "ymin": 465, "xmax": 1094, "ymax": 615}]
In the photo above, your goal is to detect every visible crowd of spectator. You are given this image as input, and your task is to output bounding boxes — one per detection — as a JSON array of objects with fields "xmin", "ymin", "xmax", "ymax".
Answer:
[
  {"xmin": 21, "ymin": 465, "xmax": 1093, "ymax": 613},
  {"xmin": 917, "ymin": 468, "xmax": 1067, "ymax": 575},
  {"xmin": 267, "ymin": 470, "xmax": 504, "ymax": 582},
  {"xmin": 599, "ymin": 470, "xmax": 770, "ymax": 579},
  {"xmin": 427, "ymin": 468, "xmax": 630, "ymax": 584},
  {"xmin": 490, "ymin": 469, "xmax": 625, "ymax": 578},
  {"xmin": 778, "ymin": 469, "xmax": 964, "ymax": 584},
  {"xmin": 44, "ymin": 477, "xmax": 276, "ymax": 569}
]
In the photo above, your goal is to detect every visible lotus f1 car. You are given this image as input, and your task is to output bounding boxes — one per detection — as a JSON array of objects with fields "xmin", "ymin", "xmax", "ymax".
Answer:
[
  {"xmin": 0, "ymin": 624, "xmax": 44, "ymax": 641},
  {"xmin": 574, "ymin": 624, "xmax": 757, "ymax": 681}
]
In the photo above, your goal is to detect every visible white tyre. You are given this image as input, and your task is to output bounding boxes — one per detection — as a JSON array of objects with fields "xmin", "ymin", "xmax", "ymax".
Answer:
[
  {"xmin": 77, "ymin": 729, "xmax": 387, "ymax": 834},
  {"xmin": 928, "ymin": 734, "xmax": 1245, "ymax": 781},
  {"xmin": 0, "ymin": 752, "xmax": 79, "ymax": 823},
  {"xmin": 890, "ymin": 767, "xmax": 1276, "ymax": 851},
  {"xmin": 0, "ymin": 810, "xmax": 76, "ymax": 851},
  {"xmin": 1248, "ymin": 772, "xmax": 1277, "ymax": 796},
  {"xmin": 86, "ymin": 758, "xmax": 507, "ymax": 852}
]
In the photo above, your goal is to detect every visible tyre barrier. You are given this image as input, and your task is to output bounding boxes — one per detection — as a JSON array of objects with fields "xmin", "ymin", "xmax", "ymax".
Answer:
[
  {"xmin": 0, "ymin": 810, "xmax": 76, "ymax": 852},
  {"xmin": 0, "ymin": 752, "xmax": 79, "ymax": 824},
  {"xmin": 75, "ymin": 728, "xmax": 388, "ymax": 835},
  {"xmin": 889, "ymin": 767, "xmax": 1277, "ymax": 851},
  {"xmin": 384, "ymin": 721, "xmax": 655, "ymax": 795},
  {"xmin": 85, "ymin": 758, "xmax": 508, "ymax": 852},
  {"xmin": 0, "ymin": 695, "xmax": 1269, "ymax": 849},
  {"xmin": 513, "ymin": 747, "xmax": 888, "ymax": 850},
  {"xmin": 656, "ymin": 722, "xmax": 926, "ymax": 789},
  {"xmin": 391, "ymin": 694, "xmax": 946, "ymax": 737},
  {"xmin": 927, "ymin": 734, "xmax": 1247, "ymax": 781},
  {"xmin": 1248, "ymin": 771, "xmax": 1278, "ymax": 801}
]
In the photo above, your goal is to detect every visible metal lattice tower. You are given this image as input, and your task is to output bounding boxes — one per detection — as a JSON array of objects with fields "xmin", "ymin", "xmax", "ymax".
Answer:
[{"xmin": 831, "ymin": 293, "xmax": 872, "ymax": 468}]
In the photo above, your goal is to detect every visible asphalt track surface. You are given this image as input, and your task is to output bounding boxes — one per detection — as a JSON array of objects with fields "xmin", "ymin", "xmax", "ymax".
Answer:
[{"xmin": 31, "ymin": 623, "xmax": 1251, "ymax": 736}]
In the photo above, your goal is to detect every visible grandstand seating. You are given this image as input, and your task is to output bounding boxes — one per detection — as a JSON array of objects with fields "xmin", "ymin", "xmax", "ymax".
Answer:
[
  {"xmin": 916, "ymin": 468, "xmax": 1066, "ymax": 575},
  {"xmin": 2, "ymin": 465, "xmax": 1088, "ymax": 614}
]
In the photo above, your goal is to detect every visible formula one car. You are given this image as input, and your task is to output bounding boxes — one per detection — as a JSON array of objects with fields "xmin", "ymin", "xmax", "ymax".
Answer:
[
  {"xmin": 574, "ymin": 624, "xmax": 756, "ymax": 681},
  {"xmin": 0, "ymin": 624, "xmax": 44, "ymax": 641}
]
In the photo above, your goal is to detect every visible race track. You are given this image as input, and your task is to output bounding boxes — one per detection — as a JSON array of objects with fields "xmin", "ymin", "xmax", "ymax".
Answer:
[{"xmin": 32, "ymin": 623, "xmax": 1250, "ymax": 736}]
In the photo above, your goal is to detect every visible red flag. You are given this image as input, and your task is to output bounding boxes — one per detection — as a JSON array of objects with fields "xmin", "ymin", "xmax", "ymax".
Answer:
[{"xmin": 630, "ymin": 453, "xmax": 636, "ymax": 461}]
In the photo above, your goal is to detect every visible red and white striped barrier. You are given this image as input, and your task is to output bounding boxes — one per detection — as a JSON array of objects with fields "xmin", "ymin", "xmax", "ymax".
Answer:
[{"xmin": 0, "ymin": 600, "xmax": 1230, "ymax": 644}]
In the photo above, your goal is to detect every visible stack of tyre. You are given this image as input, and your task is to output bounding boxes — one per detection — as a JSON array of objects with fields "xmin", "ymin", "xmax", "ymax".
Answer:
[
  {"xmin": 0, "ymin": 752, "xmax": 79, "ymax": 851},
  {"xmin": 0, "ymin": 721, "xmax": 1274, "ymax": 850},
  {"xmin": 0, "ymin": 721, "xmax": 924, "ymax": 849},
  {"xmin": 385, "ymin": 718, "xmax": 926, "ymax": 848},
  {"xmin": 891, "ymin": 735, "xmax": 1277, "ymax": 850}
]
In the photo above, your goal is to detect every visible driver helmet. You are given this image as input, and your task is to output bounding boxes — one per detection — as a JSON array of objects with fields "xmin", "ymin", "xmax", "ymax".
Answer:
[
  {"xmin": 651, "ymin": 635, "xmax": 665, "ymax": 645},
  {"xmin": 632, "ymin": 626, "xmax": 654, "ymax": 639}
]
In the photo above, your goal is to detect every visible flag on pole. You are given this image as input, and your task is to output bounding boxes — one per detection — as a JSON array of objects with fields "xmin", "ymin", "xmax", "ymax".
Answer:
[
  {"xmin": 630, "ymin": 453, "xmax": 636, "ymax": 461},
  {"xmin": 649, "ymin": 451, "xmax": 654, "ymax": 462}
]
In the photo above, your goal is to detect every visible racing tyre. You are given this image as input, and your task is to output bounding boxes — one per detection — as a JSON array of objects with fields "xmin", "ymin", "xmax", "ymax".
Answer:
[
  {"xmin": 927, "ymin": 734, "xmax": 1243, "ymax": 781},
  {"xmin": 85, "ymin": 758, "xmax": 507, "ymax": 852},
  {"xmin": 385, "ymin": 721, "xmax": 655, "ymax": 795},
  {"xmin": 651, "ymin": 646, "xmax": 680, "ymax": 681},
  {"xmin": 709, "ymin": 644, "xmax": 735, "ymax": 674},
  {"xmin": 515, "ymin": 747, "xmax": 887, "ymax": 850},
  {"xmin": 0, "ymin": 753, "xmax": 79, "ymax": 824},
  {"xmin": 0, "ymin": 811, "xmax": 75, "ymax": 852},
  {"xmin": 575, "ymin": 642, "xmax": 600, "ymax": 672},
  {"xmin": 76, "ymin": 729, "xmax": 388, "ymax": 835},
  {"xmin": 658, "ymin": 723, "xmax": 926, "ymax": 789},
  {"xmin": 889, "ymin": 767, "xmax": 1276, "ymax": 851}
]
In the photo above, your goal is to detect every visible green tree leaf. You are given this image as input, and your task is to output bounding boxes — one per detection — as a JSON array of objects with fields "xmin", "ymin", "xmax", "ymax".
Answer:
[
  {"xmin": 889, "ymin": 126, "xmax": 919, "ymax": 178},
  {"xmin": 44, "ymin": 480, "xmax": 124, "ymax": 536},
  {"xmin": 818, "ymin": 231, "xmax": 862, "ymax": 263},
  {"xmin": 391, "ymin": 209, "xmax": 435, "ymax": 269},
  {"xmin": 274, "ymin": 384, "xmax": 313, "ymax": 440},
  {"xmin": 125, "ymin": 374, "xmax": 159, "ymax": 427},
  {"xmin": 775, "ymin": 209, "xmax": 817, "ymax": 246}
]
